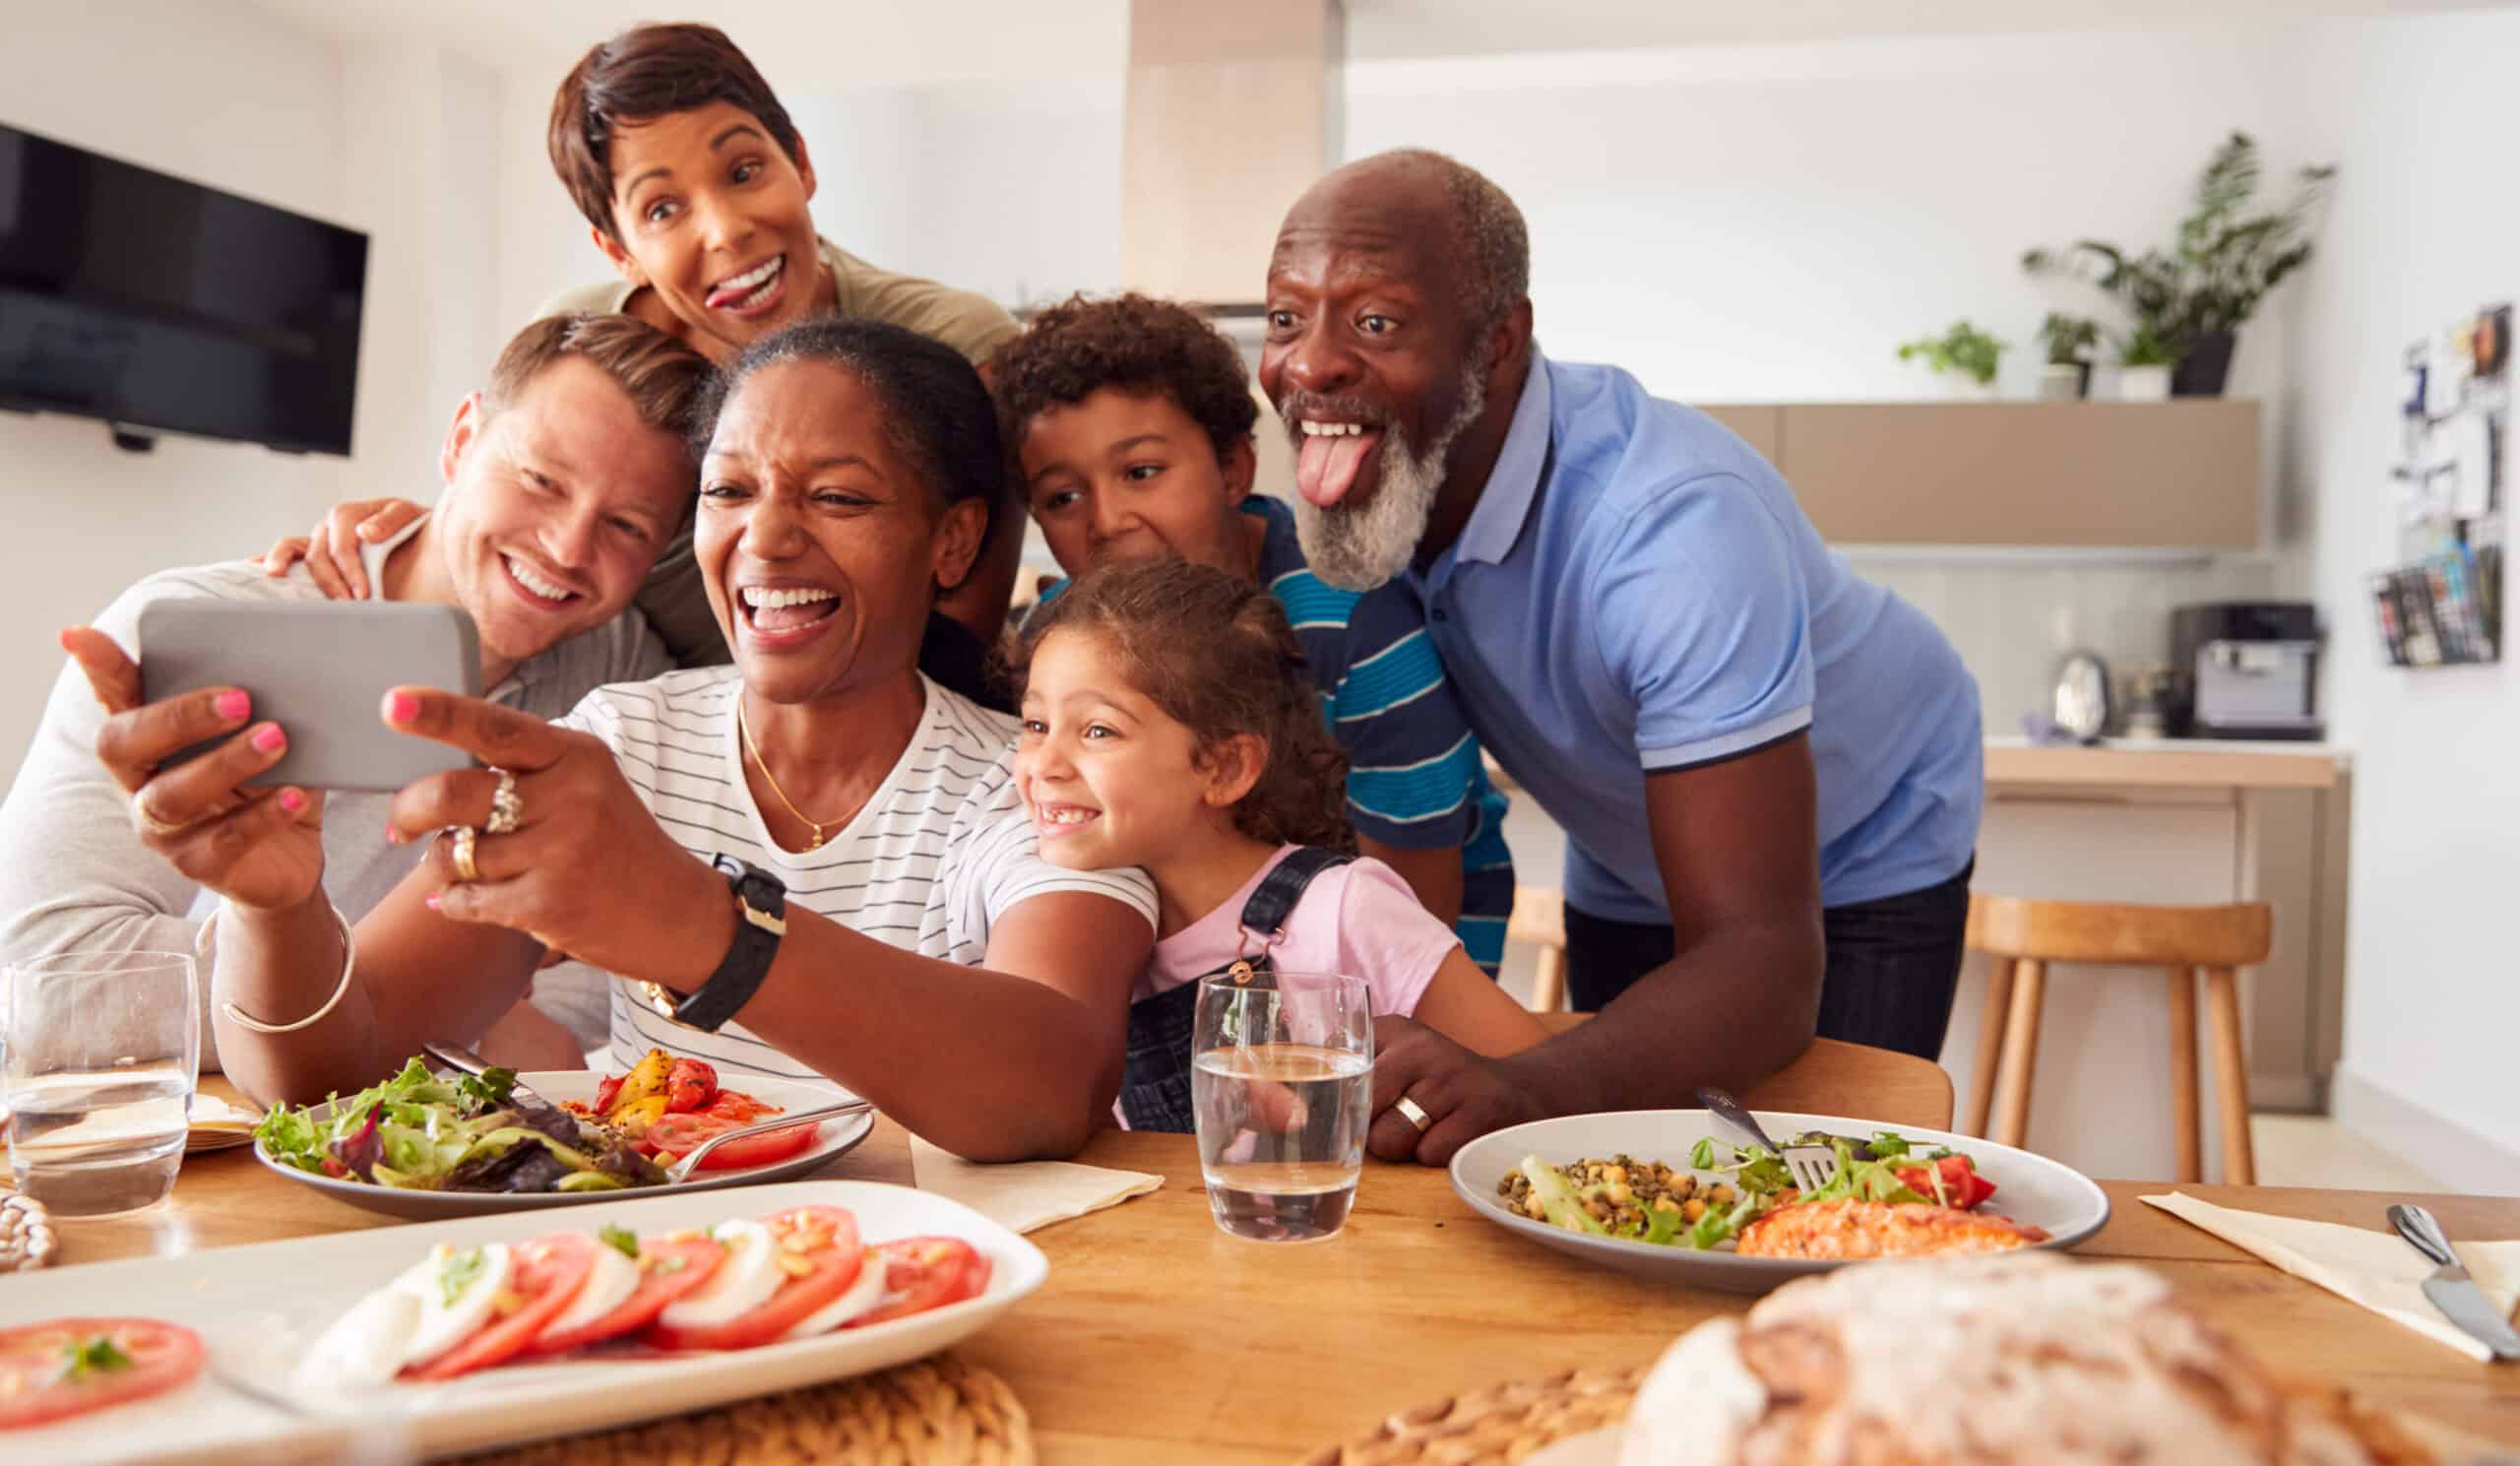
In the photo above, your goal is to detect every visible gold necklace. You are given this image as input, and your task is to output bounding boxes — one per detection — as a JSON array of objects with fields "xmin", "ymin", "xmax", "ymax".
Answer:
[{"xmin": 736, "ymin": 698, "xmax": 849, "ymax": 851}]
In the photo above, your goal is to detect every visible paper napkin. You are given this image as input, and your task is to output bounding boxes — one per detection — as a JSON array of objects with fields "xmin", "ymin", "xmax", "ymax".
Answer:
[{"xmin": 910, "ymin": 1135, "xmax": 1163, "ymax": 1235}]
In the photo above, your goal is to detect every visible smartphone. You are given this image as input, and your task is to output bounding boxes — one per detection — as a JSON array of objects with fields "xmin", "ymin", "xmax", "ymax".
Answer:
[{"xmin": 137, "ymin": 601, "xmax": 483, "ymax": 793}]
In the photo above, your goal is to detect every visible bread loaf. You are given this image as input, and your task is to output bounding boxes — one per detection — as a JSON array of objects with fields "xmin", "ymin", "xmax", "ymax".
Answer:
[{"xmin": 1616, "ymin": 1252, "xmax": 2432, "ymax": 1466}]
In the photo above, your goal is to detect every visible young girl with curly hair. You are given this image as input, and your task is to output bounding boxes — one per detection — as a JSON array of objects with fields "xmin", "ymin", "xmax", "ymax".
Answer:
[{"xmin": 1011, "ymin": 557, "xmax": 1543, "ymax": 1132}]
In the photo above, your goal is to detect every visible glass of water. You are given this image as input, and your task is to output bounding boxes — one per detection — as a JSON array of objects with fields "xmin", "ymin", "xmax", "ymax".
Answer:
[
  {"xmin": 3, "ymin": 950, "xmax": 199, "ymax": 1216},
  {"xmin": 1191, "ymin": 968, "xmax": 1373, "ymax": 1243}
]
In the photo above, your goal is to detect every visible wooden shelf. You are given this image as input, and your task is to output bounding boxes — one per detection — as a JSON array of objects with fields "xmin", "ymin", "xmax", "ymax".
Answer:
[{"xmin": 1698, "ymin": 400, "xmax": 2261, "ymax": 550}]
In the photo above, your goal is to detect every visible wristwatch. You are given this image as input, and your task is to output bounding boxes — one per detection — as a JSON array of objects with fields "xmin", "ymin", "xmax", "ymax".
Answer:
[{"xmin": 632, "ymin": 856, "xmax": 787, "ymax": 1033}]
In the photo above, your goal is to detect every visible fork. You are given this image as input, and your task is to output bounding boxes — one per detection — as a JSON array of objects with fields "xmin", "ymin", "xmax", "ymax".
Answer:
[
  {"xmin": 658, "ymin": 1099, "xmax": 871, "ymax": 1183},
  {"xmin": 1696, "ymin": 1086, "xmax": 1841, "ymax": 1193}
]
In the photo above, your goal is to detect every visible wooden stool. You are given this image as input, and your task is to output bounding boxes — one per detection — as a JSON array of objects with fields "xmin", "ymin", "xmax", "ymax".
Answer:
[
  {"xmin": 1964, "ymin": 895, "xmax": 2273, "ymax": 1183},
  {"xmin": 1508, "ymin": 887, "xmax": 1567, "ymax": 1013}
]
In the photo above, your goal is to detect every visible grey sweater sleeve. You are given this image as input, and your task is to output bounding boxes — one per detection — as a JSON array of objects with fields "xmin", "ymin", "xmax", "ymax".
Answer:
[{"xmin": 0, "ymin": 582, "xmax": 226, "ymax": 1065}]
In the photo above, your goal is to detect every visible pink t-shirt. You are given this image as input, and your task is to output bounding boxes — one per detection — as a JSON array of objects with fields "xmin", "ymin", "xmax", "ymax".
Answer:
[{"xmin": 1141, "ymin": 845, "xmax": 1459, "ymax": 1019}]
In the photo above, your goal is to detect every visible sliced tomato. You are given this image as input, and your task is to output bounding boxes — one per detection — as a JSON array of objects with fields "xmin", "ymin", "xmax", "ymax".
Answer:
[
  {"xmin": 847, "ymin": 1237, "xmax": 990, "ymax": 1328},
  {"xmin": 404, "ymin": 1232, "xmax": 596, "ymax": 1381},
  {"xmin": 0, "ymin": 1317, "xmax": 204, "ymax": 1432},
  {"xmin": 530, "ymin": 1236, "xmax": 727, "ymax": 1355},
  {"xmin": 663, "ymin": 1058, "xmax": 718, "ymax": 1114},
  {"xmin": 646, "ymin": 1112, "xmax": 817, "ymax": 1172},
  {"xmin": 1897, "ymin": 1155, "xmax": 1997, "ymax": 1210},
  {"xmin": 646, "ymin": 1206, "xmax": 863, "ymax": 1352},
  {"xmin": 703, "ymin": 1089, "xmax": 781, "ymax": 1125}
]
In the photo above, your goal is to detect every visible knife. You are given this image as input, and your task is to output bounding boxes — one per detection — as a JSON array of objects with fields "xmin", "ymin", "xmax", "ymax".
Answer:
[{"xmin": 2388, "ymin": 1204, "xmax": 2520, "ymax": 1361}]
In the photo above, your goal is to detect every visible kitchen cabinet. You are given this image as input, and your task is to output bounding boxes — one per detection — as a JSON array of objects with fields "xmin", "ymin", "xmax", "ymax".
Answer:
[{"xmin": 1697, "ymin": 401, "xmax": 2260, "ymax": 550}]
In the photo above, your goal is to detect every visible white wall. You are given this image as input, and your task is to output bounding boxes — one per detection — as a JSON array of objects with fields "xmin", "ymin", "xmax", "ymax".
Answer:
[
  {"xmin": 2288, "ymin": 9, "xmax": 2520, "ymax": 1172},
  {"xmin": 493, "ymin": 68, "xmax": 1125, "ymax": 339},
  {"xmin": 0, "ymin": 2, "xmax": 353, "ymax": 766},
  {"xmin": 1343, "ymin": 29, "xmax": 2318, "ymax": 729}
]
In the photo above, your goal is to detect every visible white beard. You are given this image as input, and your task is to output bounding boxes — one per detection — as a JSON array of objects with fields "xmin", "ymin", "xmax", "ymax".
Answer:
[{"xmin": 1293, "ymin": 368, "xmax": 1485, "ymax": 593}]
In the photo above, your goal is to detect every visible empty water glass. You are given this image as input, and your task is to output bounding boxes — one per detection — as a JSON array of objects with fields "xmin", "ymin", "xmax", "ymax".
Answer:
[
  {"xmin": 3, "ymin": 950, "xmax": 199, "ymax": 1216},
  {"xmin": 1191, "ymin": 968, "xmax": 1372, "ymax": 1243}
]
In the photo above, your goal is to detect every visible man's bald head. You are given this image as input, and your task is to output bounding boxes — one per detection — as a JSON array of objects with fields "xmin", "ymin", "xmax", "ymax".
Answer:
[{"xmin": 1288, "ymin": 150, "xmax": 1530, "ymax": 335}]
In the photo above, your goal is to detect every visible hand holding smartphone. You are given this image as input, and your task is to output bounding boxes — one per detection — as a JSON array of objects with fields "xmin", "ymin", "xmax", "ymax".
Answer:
[{"xmin": 137, "ymin": 602, "xmax": 483, "ymax": 793}]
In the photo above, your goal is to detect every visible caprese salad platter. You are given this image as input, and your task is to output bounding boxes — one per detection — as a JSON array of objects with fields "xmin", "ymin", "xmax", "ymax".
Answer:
[{"xmin": 0, "ymin": 1180, "xmax": 1043, "ymax": 1466}]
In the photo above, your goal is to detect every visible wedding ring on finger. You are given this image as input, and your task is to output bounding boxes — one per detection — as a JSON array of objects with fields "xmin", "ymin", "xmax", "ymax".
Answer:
[
  {"xmin": 483, "ymin": 766, "xmax": 523, "ymax": 837},
  {"xmin": 1395, "ymin": 1095, "xmax": 1433, "ymax": 1134},
  {"xmin": 130, "ymin": 790, "xmax": 194, "ymax": 840},
  {"xmin": 449, "ymin": 824, "xmax": 481, "ymax": 883}
]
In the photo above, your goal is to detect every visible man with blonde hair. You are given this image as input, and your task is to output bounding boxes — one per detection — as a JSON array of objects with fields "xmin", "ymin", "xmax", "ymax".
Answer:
[{"xmin": 0, "ymin": 314, "xmax": 711, "ymax": 1067}]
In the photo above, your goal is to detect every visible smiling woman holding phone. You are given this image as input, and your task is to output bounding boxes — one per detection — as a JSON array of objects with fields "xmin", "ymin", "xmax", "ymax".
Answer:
[{"xmin": 91, "ymin": 319, "xmax": 1157, "ymax": 1164}]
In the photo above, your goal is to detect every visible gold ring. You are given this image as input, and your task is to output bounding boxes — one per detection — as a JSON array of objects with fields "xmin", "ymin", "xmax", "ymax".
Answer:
[
  {"xmin": 130, "ymin": 790, "xmax": 193, "ymax": 839},
  {"xmin": 483, "ymin": 767, "xmax": 523, "ymax": 837},
  {"xmin": 449, "ymin": 825, "xmax": 480, "ymax": 883},
  {"xmin": 1394, "ymin": 1095, "xmax": 1432, "ymax": 1133}
]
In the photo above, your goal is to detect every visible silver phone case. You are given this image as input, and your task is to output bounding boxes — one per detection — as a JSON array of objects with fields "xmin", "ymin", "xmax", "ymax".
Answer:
[{"xmin": 137, "ymin": 601, "xmax": 484, "ymax": 793}]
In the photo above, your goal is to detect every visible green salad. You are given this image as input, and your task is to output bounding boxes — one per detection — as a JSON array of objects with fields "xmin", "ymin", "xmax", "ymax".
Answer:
[
  {"xmin": 1497, "ymin": 1130, "xmax": 1989, "ymax": 1251},
  {"xmin": 254, "ymin": 1056, "xmax": 667, "ymax": 1194}
]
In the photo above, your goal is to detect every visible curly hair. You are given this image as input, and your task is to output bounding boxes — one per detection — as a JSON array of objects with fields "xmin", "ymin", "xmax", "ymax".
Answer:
[
  {"xmin": 989, "ymin": 293, "xmax": 1259, "ymax": 474},
  {"xmin": 1013, "ymin": 558, "xmax": 1353, "ymax": 852},
  {"xmin": 691, "ymin": 317, "xmax": 1001, "ymax": 525}
]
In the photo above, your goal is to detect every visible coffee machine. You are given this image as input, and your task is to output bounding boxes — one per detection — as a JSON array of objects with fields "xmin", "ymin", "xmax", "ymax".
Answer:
[{"xmin": 2168, "ymin": 602, "xmax": 2322, "ymax": 740}]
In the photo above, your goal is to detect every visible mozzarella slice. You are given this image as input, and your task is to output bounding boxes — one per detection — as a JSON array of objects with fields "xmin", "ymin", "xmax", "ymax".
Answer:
[
  {"xmin": 394, "ymin": 1242, "xmax": 514, "ymax": 1370},
  {"xmin": 657, "ymin": 1220, "xmax": 782, "ymax": 1330},
  {"xmin": 291, "ymin": 1285, "xmax": 421, "ymax": 1389},
  {"xmin": 533, "ymin": 1239, "xmax": 643, "ymax": 1345},
  {"xmin": 776, "ymin": 1253, "xmax": 889, "ymax": 1342}
]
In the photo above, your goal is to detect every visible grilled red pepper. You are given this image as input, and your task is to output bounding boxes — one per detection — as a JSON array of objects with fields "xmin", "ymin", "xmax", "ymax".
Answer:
[
  {"xmin": 593, "ymin": 1075, "xmax": 624, "ymax": 1115},
  {"xmin": 662, "ymin": 1058, "xmax": 718, "ymax": 1115}
]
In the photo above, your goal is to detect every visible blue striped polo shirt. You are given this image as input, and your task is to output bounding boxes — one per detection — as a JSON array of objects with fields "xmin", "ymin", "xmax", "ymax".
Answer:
[{"xmin": 1036, "ymin": 495, "xmax": 1516, "ymax": 971}]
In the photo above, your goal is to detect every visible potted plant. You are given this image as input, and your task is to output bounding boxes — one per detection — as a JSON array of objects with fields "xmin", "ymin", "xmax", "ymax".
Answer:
[
  {"xmin": 2038, "ymin": 313, "xmax": 2101, "ymax": 401},
  {"xmin": 1897, "ymin": 320, "xmax": 2006, "ymax": 399},
  {"xmin": 2023, "ymin": 132, "xmax": 2333, "ymax": 397},
  {"xmin": 2116, "ymin": 325, "xmax": 2175, "ymax": 402}
]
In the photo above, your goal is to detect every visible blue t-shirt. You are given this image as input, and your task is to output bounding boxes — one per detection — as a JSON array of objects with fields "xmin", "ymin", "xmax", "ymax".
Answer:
[
  {"xmin": 1407, "ymin": 349, "xmax": 1983, "ymax": 924},
  {"xmin": 1034, "ymin": 496, "xmax": 1515, "ymax": 969}
]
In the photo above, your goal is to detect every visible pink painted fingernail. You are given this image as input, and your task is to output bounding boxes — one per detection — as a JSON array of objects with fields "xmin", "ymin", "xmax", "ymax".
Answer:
[
  {"xmin": 384, "ymin": 690, "xmax": 417, "ymax": 724},
  {"xmin": 386, "ymin": 824, "xmax": 406, "ymax": 845},
  {"xmin": 423, "ymin": 891, "xmax": 442, "ymax": 912},
  {"xmin": 217, "ymin": 689, "xmax": 251, "ymax": 721},
  {"xmin": 281, "ymin": 789, "xmax": 306, "ymax": 813},
  {"xmin": 252, "ymin": 724, "xmax": 285, "ymax": 753}
]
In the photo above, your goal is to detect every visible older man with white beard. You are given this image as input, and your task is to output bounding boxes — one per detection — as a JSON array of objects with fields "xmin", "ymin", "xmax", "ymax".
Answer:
[{"xmin": 1259, "ymin": 150, "xmax": 1984, "ymax": 1167}]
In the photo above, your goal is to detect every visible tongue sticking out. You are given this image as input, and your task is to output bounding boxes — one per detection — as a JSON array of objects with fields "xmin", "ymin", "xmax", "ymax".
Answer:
[
  {"xmin": 753, "ymin": 599, "xmax": 837, "ymax": 633},
  {"xmin": 1294, "ymin": 431, "xmax": 1383, "ymax": 508}
]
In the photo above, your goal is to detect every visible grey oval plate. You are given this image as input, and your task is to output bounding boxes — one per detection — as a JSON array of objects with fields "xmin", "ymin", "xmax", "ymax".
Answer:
[
  {"xmin": 1447, "ymin": 1108, "xmax": 2110, "ymax": 1294},
  {"xmin": 252, "ymin": 1069, "xmax": 874, "ymax": 1220}
]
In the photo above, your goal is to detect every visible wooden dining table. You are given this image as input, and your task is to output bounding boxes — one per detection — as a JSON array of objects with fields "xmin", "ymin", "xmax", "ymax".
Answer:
[{"xmin": 50, "ymin": 1087, "xmax": 2520, "ymax": 1464}]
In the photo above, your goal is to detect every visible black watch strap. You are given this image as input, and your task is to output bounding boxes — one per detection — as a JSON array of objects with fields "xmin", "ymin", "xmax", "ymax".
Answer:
[{"xmin": 672, "ymin": 855, "xmax": 787, "ymax": 1033}]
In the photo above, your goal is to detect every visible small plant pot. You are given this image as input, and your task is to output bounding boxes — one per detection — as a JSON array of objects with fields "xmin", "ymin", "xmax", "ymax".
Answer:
[
  {"xmin": 1945, "ymin": 375, "xmax": 1999, "ymax": 402},
  {"xmin": 2173, "ymin": 330, "xmax": 2236, "ymax": 397},
  {"xmin": 2118, "ymin": 364, "xmax": 2173, "ymax": 402},
  {"xmin": 2038, "ymin": 363, "xmax": 2087, "ymax": 401}
]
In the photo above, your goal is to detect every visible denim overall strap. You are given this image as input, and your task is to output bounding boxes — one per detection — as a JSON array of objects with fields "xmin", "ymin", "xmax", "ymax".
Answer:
[{"xmin": 1115, "ymin": 848, "xmax": 1355, "ymax": 1133}]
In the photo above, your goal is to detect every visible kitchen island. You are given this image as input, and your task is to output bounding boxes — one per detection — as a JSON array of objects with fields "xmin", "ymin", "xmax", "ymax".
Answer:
[{"xmin": 1951, "ymin": 737, "xmax": 2352, "ymax": 1180}]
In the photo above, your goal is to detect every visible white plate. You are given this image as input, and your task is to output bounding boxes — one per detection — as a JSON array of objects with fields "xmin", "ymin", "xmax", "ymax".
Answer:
[
  {"xmin": 1448, "ymin": 1109, "xmax": 2110, "ymax": 1294},
  {"xmin": 0, "ymin": 1179, "xmax": 1045, "ymax": 1466},
  {"xmin": 252, "ymin": 1070, "xmax": 874, "ymax": 1219}
]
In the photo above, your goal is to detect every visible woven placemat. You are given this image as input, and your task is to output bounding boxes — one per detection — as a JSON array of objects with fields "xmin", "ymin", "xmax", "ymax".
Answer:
[
  {"xmin": 447, "ymin": 1354, "xmax": 1032, "ymax": 1466},
  {"xmin": 1297, "ymin": 1366, "xmax": 1641, "ymax": 1466}
]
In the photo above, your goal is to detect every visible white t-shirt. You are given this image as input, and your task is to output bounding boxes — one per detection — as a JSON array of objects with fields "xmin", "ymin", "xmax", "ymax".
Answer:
[
  {"xmin": 557, "ymin": 667, "xmax": 1158, "ymax": 1085},
  {"xmin": 0, "ymin": 512, "xmax": 669, "ymax": 1061}
]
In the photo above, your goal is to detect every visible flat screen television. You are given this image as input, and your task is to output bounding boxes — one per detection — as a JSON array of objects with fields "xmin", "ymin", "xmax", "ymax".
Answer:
[{"xmin": 0, "ymin": 123, "xmax": 368, "ymax": 456}]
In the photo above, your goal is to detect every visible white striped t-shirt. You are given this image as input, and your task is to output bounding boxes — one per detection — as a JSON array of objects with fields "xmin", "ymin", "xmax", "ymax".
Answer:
[{"xmin": 555, "ymin": 668, "xmax": 1157, "ymax": 1086}]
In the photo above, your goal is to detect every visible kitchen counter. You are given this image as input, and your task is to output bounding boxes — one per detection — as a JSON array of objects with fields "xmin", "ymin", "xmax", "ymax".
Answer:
[
  {"xmin": 1949, "ymin": 737, "xmax": 2353, "ymax": 1179},
  {"xmin": 1984, "ymin": 737, "xmax": 2351, "ymax": 791}
]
